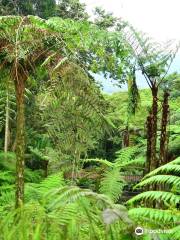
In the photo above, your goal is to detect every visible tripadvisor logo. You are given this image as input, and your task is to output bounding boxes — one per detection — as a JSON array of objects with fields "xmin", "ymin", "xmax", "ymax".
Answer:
[{"xmin": 135, "ymin": 227, "xmax": 144, "ymax": 235}]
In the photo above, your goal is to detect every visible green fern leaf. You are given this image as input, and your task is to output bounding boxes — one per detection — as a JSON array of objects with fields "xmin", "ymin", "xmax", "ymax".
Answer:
[
  {"xmin": 127, "ymin": 191, "xmax": 180, "ymax": 207},
  {"xmin": 129, "ymin": 208, "xmax": 180, "ymax": 226},
  {"xmin": 84, "ymin": 158, "xmax": 113, "ymax": 167},
  {"xmin": 100, "ymin": 168, "xmax": 125, "ymax": 203},
  {"xmin": 147, "ymin": 164, "xmax": 180, "ymax": 177},
  {"xmin": 135, "ymin": 175, "xmax": 180, "ymax": 189},
  {"xmin": 169, "ymin": 225, "xmax": 180, "ymax": 240}
]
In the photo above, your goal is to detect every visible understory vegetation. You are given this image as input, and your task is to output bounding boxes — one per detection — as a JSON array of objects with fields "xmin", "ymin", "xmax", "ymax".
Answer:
[{"xmin": 0, "ymin": 1, "xmax": 179, "ymax": 240}]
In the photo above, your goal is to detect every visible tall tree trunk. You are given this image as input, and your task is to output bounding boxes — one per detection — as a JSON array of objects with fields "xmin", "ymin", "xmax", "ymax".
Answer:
[
  {"xmin": 4, "ymin": 92, "xmax": 9, "ymax": 152},
  {"xmin": 159, "ymin": 91, "xmax": 169, "ymax": 165},
  {"xmin": 145, "ymin": 112, "xmax": 152, "ymax": 175},
  {"xmin": 15, "ymin": 78, "xmax": 25, "ymax": 208},
  {"xmin": 149, "ymin": 87, "xmax": 158, "ymax": 171}
]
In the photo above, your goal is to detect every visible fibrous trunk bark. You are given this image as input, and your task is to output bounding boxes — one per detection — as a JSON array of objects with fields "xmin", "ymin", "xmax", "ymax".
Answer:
[
  {"xmin": 4, "ymin": 92, "xmax": 9, "ymax": 152},
  {"xmin": 159, "ymin": 91, "xmax": 169, "ymax": 165},
  {"xmin": 145, "ymin": 112, "xmax": 152, "ymax": 175},
  {"xmin": 15, "ymin": 78, "xmax": 25, "ymax": 208},
  {"xmin": 149, "ymin": 87, "xmax": 158, "ymax": 171}
]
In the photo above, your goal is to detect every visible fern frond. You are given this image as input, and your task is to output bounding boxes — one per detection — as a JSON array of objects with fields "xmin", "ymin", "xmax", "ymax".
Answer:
[
  {"xmin": 127, "ymin": 155, "xmax": 180, "ymax": 230},
  {"xmin": 84, "ymin": 158, "xmax": 113, "ymax": 167},
  {"xmin": 115, "ymin": 146, "xmax": 138, "ymax": 164},
  {"xmin": 47, "ymin": 186, "xmax": 114, "ymax": 210},
  {"xmin": 0, "ymin": 171, "xmax": 15, "ymax": 184},
  {"xmin": 169, "ymin": 225, "xmax": 180, "ymax": 240},
  {"xmin": 100, "ymin": 168, "xmax": 125, "ymax": 203},
  {"xmin": 135, "ymin": 175, "xmax": 180, "ymax": 189},
  {"xmin": 24, "ymin": 172, "xmax": 65, "ymax": 202},
  {"xmin": 48, "ymin": 203, "xmax": 78, "ymax": 225},
  {"xmin": 127, "ymin": 191, "xmax": 180, "ymax": 207},
  {"xmin": 129, "ymin": 208, "xmax": 180, "ymax": 226},
  {"xmin": 143, "ymin": 164, "xmax": 180, "ymax": 179},
  {"xmin": 116, "ymin": 156, "xmax": 145, "ymax": 168},
  {"xmin": 0, "ymin": 188, "xmax": 15, "ymax": 205},
  {"xmin": 24, "ymin": 169, "xmax": 43, "ymax": 183},
  {"xmin": 38, "ymin": 172, "xmax": 65, "ymax": 193},
  {"xmin": 25, "ymin": 183, "xmax": 42, "ymax": 202},
  {"xmin": 170, "ymin": 157, "xmax": 180, "ymax": 165}
]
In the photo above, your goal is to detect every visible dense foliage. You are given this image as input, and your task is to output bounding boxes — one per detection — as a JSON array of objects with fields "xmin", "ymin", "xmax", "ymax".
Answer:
[{"xmin": 0, "ymin": 3, "xmax": 179, "ymax": 240}]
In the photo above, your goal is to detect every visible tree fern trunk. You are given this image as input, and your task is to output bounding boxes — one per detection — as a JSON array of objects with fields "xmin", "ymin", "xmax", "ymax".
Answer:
[
  {"xmin": 15, "ymin": 78, "xmax": 25, "ymax": 208},
  {"xmin": 159, "ymin": 91, "xmax": 169, "ymax": 165},
  {"xmin": 150, "ymin": 87, "xmax": 158, "ymax": 171},
  {"xmin": 4, "ymin": 92, "xmax": 9, "ymax": 152},
  {"xmin": 145, "ymin": 113, "xmax": 152, "ymax": 174}
]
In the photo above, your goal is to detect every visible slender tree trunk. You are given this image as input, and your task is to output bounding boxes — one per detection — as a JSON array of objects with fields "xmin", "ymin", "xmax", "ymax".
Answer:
[
  {"xmin": 123, "ymin": 125, "xmax": 129, "ymax": 148},
  {"xmin": 4, "ymin": 92, "xmax": 9, "ymax": 152},
  {"xmin": 15, "ymin": 78, "xmax": 25, "ymax": 208},
  {"xmin": 149, "ymin": 87, "xmax": 158, "ymax": 171},
  {"xmin": 159, "ymin": 91, "xmax": 169, "ymax": 165}
]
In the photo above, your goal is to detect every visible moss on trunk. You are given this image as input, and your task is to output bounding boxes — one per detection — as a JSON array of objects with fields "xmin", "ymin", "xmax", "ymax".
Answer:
[{"xmin": 15, "ymin": 77, "xmax": 25, "ymax": 208}]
